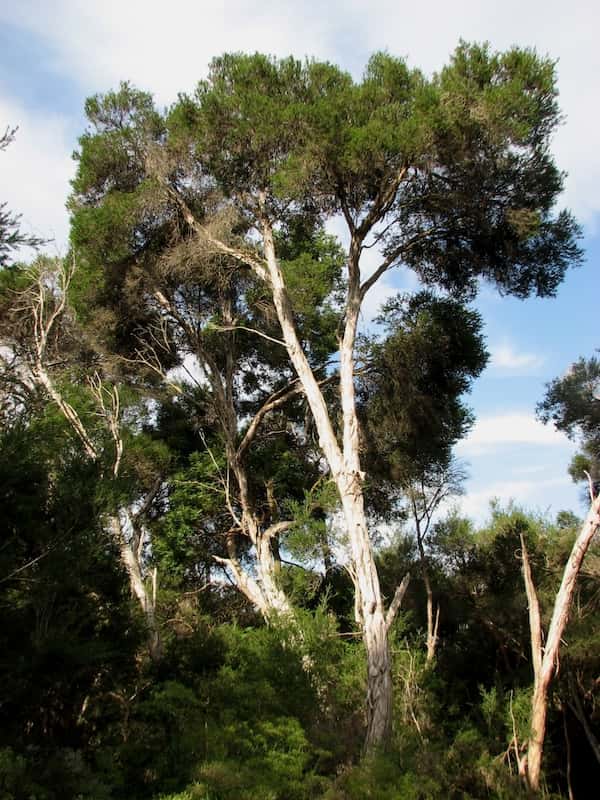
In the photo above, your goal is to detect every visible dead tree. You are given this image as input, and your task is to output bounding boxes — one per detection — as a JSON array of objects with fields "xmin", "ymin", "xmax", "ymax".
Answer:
[{"xmin": 519, "ymin": 486, "xmax": 600, "ymax": 791}]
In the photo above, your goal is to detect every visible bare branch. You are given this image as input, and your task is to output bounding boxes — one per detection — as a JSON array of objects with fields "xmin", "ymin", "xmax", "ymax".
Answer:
[
  {"xmin": 212, "ymin": 324, "xmax": 286, "ymax": 348},
  {"xmin": 520, "ymin": 533, "xmax": 543, "ymax": 683},
  {"xmin": 237, "ymin": 372, "xmax": 338, "ymax": 460},
  {"xmin": 88, "ymin": 372, "xmax": 123, "ymax": 478},
  {"xmin": 165, "ymin": 186, "xmax": 270, "ymax": 282},
  {"xmin": 385, "ymin": 572, "xmax": 411, "ymax": 631}
]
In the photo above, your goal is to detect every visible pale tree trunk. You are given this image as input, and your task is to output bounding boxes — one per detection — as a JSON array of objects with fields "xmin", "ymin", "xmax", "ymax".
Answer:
[
  {"xmin": 520, "ymin": 492, "xmax": 600, "ymax": 791},
  {"xmin": 215, "ymin": 516, "xmax": 294, "ymax": 621},
  {"xmin": 21, "ymin": 261, "xmax": 164, "ymax": 658},
  {"xmin": 34, "ymin": 370, "xmax": 163, "ymax": 657},
  {"xmin": 415, "ymin": 529, "xmax": 439, "ymax": 663},
  {"xmin": 262, "ymin": 216, "xmax": 404, "ymax": 749},
  {"xmin": 340, "ymin": 478, "xmax": 394, "ymax": 747},
  {"xmin": 111, "ymin": 514, "xmax": 162, "ymax": 661},
  {"xmin": 166, "ymin": 285, "xmax": 297, "ymax": 624}
]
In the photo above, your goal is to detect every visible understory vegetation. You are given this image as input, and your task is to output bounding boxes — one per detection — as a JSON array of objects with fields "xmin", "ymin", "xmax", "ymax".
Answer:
[{"xmin": 1, "ymin": 410, "xmax": 598, "ymax": 798}]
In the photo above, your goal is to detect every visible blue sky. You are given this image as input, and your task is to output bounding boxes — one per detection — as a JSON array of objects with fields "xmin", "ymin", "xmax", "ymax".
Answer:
[{"xmin": 1, "ymin": 0, "xmax": 597, "ymax": 523}]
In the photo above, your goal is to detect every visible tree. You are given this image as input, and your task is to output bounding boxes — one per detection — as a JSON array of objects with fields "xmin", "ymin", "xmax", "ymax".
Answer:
[
  {"xmin": 0, "ymin": 257, "xmax": 168, "ymax": 658},
  {"xmin": 69, "ymin": 84, "xmax": 343, "ymax": 623},
  {"xmin": 516, "ymin": 358, "xmax": 600, "ymax": 790},
  {"xmin": 537, "ymin": 354, "xmax": 600, "ymax": 488},
  {"xmin": 69, "ymin": 44, "xmax": 582, "ymax": 750}
]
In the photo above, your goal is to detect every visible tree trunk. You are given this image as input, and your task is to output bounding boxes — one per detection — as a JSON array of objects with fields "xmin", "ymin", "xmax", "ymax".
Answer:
[
  {"xmin": 340, "ymin": 475, "xmax": 393, "ymax": 749},
  {"xmin": 416, "ymin": 527, "xmax": 438, "ymax": 663},
  {"xmin": 527, "ymin": 680, "xmax": 549, "ymax": 792},
  {"xmin": 261, "ymin": 213, "xmax": 395, "ymax": 750},
  {"xmin": 111, "ymin": 515, "xmax": 162, "ymax": 660},
  {"xmin": 255, "ymin": 531, "xmax": 295, "ymax": 618}
]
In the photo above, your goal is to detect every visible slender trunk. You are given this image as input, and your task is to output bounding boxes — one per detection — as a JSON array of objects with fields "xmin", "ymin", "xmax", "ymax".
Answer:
[
  {"xmin": 26, "ymin": 267, "xmax": 164, "ymax": 660},
  {"xmin": 416, "ymin": 526, "xmax": 438, "ymax": 663}
]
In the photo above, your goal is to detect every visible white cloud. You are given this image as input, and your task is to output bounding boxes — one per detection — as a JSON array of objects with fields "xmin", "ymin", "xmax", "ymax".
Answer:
[
  {"xmin": 0, "ymin": 0, "xmax": 598, "ymax": 265},
  {"xmin": 0, "ymin": 96, "xmax": 73, "ymax": 254},
  {"xmin": 455, "ymin": 476, "xmax": 572, "ymax": 523},
  {"xmin": 0, "ymin": 1, "xmax": 340, "ymax": 106},
  {"xmin": 1, "ymin": 0, "xmax": 599, "ymax": 241},
  {"xmin": 457, "ymin": 412, "xmax": 571, "ymax": 456},
  {"xmin": 489, "ymin": 341, "xmax": 545, "ymax": 372}
]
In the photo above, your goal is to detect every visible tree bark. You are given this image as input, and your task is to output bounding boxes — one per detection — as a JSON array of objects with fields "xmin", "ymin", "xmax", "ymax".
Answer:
[
  {"xmin": 111, "ymin": 514, "xmax": 162, "ymax": 660},
  {"xmin": 416, "ymin": 525, "xmax": 438, "ymax": 663}
]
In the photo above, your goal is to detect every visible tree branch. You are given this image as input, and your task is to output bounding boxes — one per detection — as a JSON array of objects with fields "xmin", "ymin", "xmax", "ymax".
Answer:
[
  {"xmin": 165, "ymin": 187, "xmax": 270, "ymax": 282},
  {"xmin": 385, "ymin": 572, "xmax": 411, "ymax": 631},
  {"xmin": 520, "ymin": 533, "xmax": 543, "ymax": 683}
]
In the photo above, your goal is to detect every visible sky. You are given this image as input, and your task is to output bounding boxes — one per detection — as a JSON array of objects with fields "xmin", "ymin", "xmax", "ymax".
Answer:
[{"xmin": 1, "ymin": 0, "xmax": 598, "ymax": 525}]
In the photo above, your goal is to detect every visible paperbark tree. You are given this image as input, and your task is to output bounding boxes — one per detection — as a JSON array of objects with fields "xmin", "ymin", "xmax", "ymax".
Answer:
[
  {"xmin": 520, "ymin": 492, "xmax": 600, "ymax": 790},
  {"xmin": 70, "ymin": 43, "xmax": 582, "ymax": 749},
  {"xmin": 69, "ymin": 84, "xmax": 347, "ymax": 622}
]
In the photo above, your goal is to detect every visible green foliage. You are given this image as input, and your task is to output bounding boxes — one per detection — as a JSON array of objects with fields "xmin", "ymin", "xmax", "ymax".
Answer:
[
  {"xmin": 537, "ymin": 354, "xmax": 600, "ymax": 487},
  {"xmin": 359, "ymin": 291, "xmax": 488, "ymax": 489},
  {"xmin": 155, "ymin": 448, "xmax": 227, "ymax": 583}
]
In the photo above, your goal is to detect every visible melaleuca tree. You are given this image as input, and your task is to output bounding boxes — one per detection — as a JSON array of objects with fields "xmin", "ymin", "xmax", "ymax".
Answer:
[
  {"xmin": 69, "ymin": 84, "xmax": 344, "ymax": 622},
  {"xmin": 69, "ymin": 43, "xmax": 582, "ymax": 750}
]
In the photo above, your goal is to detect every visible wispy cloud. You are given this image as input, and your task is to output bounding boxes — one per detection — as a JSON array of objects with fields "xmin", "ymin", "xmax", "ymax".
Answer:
[{"xmin": 489, "ymin": 341, "xmax": 545, "ymax": 372}]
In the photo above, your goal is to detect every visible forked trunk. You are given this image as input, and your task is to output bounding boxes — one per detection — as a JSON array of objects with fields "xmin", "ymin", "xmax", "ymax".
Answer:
[
  {"xmin": 111, "ymin": 515, "xmax": 162, "ymax": 660},
  {"xmin": 261, "ymin": 214, "xmax": 396, "ymax": 750},
  {"xmin": 255, "ymin": 532, "xmax": 295, "ymax": 619},
  {"xmin": 521, "ymin": 493, "xmax": 600, "ymax": 791}
]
